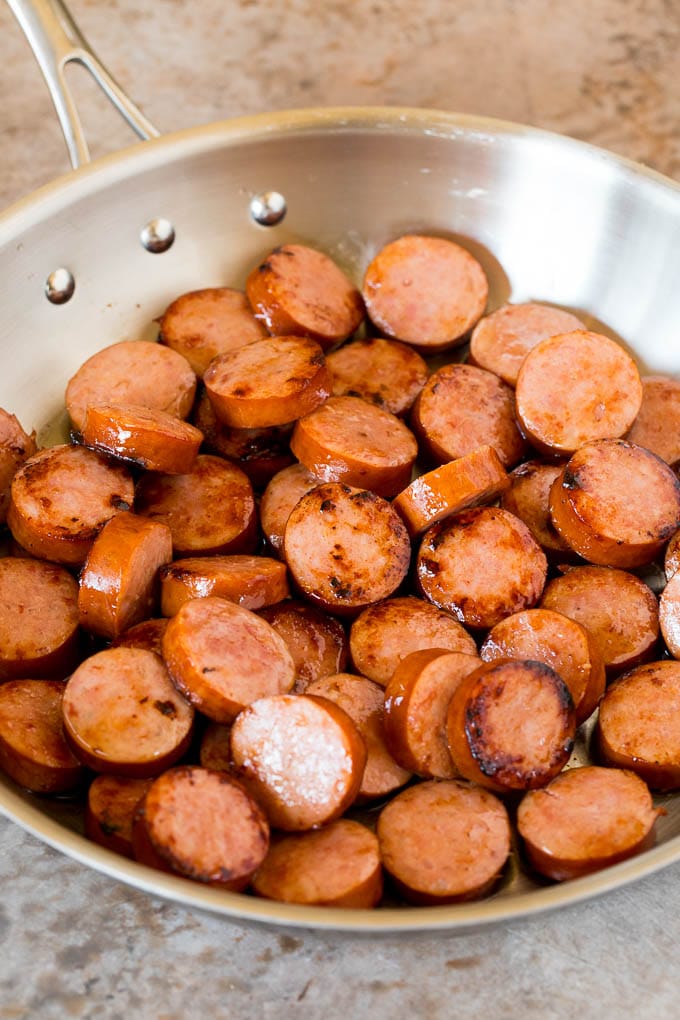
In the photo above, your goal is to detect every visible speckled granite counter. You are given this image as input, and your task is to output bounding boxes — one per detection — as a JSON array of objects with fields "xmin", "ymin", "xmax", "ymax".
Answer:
[{"xmin": 1, "ymin": 1, "xmax": 680, "ymax": 1016}]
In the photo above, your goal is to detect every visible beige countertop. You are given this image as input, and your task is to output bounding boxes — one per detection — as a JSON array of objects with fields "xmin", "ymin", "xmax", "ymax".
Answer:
[{"xmin": 1, "ymin": 1, "xmax": 680, "ymax": 1017}]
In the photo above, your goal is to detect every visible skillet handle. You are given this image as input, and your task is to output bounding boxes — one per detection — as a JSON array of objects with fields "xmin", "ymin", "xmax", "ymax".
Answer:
[{"xmin": 7, "ymin": 0, "xmax": 159, "ymax": 169}]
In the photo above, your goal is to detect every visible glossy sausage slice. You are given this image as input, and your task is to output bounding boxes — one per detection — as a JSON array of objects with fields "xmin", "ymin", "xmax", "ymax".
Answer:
[
  {"xmin": 349, "ymin": 596, "xmax": 477, "ymax": 687},
  {"xmin": 325, "ymin": 337, "xmax": 427, "ymax": 416},
  {"xmin": 78, "ymin": 512, "xmax": 172, "ymax": 640},
  {"xmin": 159, "ymin": 287, "xmax": 268, "ymax": 377},
  {"xmin": 258, "ymin": 601, "xmax": 348, "ymax": 693},
  {"xmin": 192, "ymin": 389, "xmax": 294, "ymax": 488},
  {"xmin": 0, "ymin": 680, "xmax": 84, "ymax": 794},
  {"xmin": 597, "ymin": 661, "xmax": 680, "ymax": 790},
  {"xmin": 8, "ymin": 444, "xmax": 135, "ymax": 565},
  {"xmin": 411, "ymin": 363, "xmax": 526, "ymax": 468},
  {"xmin": 251, "ymin": 820, "xmax": 383, "ymax": 908},
  {"xmin": 0, "ymin": 558, "xmax": 80, "ymax": 680},
  {"xmin": 113, "ymin": 618, "xmax": 169, "ymax": 657},
  {"xmin": 517, "ymin": 766, "xmax": 659, "ymax": 881},
  {"xmin": 246, "ymin": 244, "xmax": 365, "ymax": 349},
  {"xmin": 501, "ymin": 460, "xmax": 574, "ymax": 561},
  {"xmin": 549, "ymin": 440, "xmax": 680, "ymax": 568},
  {"xmin": 259, "ymin": 463, "xmax": 322, "ymax": 556},
  {"xmin": 376, "ymin": 779, "xmax": 511, "ymax": 904},
  {"xmin": 515, "ymin": 330, "xmax": 642, "ymax": 456},
  {"xmin": 626, "ymin": 375, "xmax": 680, "ymax": 468},
  {"xmin": 362, "ymin": 235, "xmax": 488, "ymax": 352},
  {"xmin": 446, "ymin": 659, "xmax": 575, "ymax": 793},
  {"xmin": 230, "ymin": 693, "xmax": 366, "ymax": 830},
  {"xmin": 305, "ymin": 672, "xmax": 412, "ymax": 801},
  {"xmin": 161, "ymin": 597, "xmax": 295, "ymax": 723},
  {"xmin": 384, "ymin": 649, "xmax": 481, "ymax": 778},
  {"xmin": 66, "ymin": 340, "xmax": 196, "ymax": 433},
  {"xmin": 135, "ymin": 454, "xmax": 257, "ymax": 557},
  {"xmin": 393, "ymin": 444, "xmax": 509, "ymax": 537},
  {"xmin": 132, "ymin": 766, "xmax": 269, "ymax": 890},
  {"xmin": 659, "ymin": 570, "xmax": 680, "ymax": 658},
  {"xmin": 283, "ymin": 482, "xmax": 411, "ymax": 616},
  {"xmin": 81, "ymin": 403, "xmax": 203, "ymax": 474},
  {"xmin": 204, "ymin": 335, "xmax": 331, "ymax": 428},
  {"xmin": 85, "ymin": 775, "xmax": 154, "ymax": 858},
  {"xmin": 541, "ymin": 566, "xmax": 660, "ymax": 677},
  {"xmin": 0, "ymin": 408, "xmax": 37, "ymax": 525},
  {"xmin": 160, "ymin": 555, "xmax": 289, "ymax": 617},
  {"xmin": 468, "ymin": 302, "xmax": 585, "ymax": 387},
  {"xmin": 290, "ymin": 395, "xmax": 418, "ymax": 498},
  {"xmin": 416, "ymin": 507, "xmax": 547, "ymax": 630},
  {"xmin": 480, "ymin": 608, "xmax": 605, "ymax": 725},
  {"xmin": 62, "ymin": 647, "xmax": 195, "ymax": 777}
]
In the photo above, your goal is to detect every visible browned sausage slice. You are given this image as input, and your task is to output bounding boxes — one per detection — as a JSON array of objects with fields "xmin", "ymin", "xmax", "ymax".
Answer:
[
  {"xmin": 305, "ymin": 672, "xmax": 412, "ymax": 801},
  {"xmin": 159, "ymin": 555, "xmax": 290, "ymax": 617},
  {"xmin": 597, "ymin": 661, "xmax": 680, "ymax": 790},
  {"xmin": 0, "ymin": 408, "xmax": 37, "ymax": 525},
  {"xmin": 480, "ymin": 608, "xmax": 605, "ymax": 725},
  {"xmin": 501, "ymin": 460, "xmax": 574, "ymax": 560},
  {"xmin": 349, "ymin": 596, "xmax": 477, "ymax": 686},
  {"xmin": 393, "ymin": 444, "xmax": 509, "ymax": 537},
  {"xmin": 62, "ymin": 647, "xmax": 195, "ymax": 777},
  {"xmin": 161, "ymin": 597, "xmax": 295, "ymax": 723},
  {"xmin": 325, "ymin": 337, "xmax": 428, "ymax": 416},
  {"xmin": 626, "ymin": 375, "xmax": 680, "ymax": 467},
  {"xmin": 260, "ymin": 463, "xmax": 322, "ymax": 555},
  {"xmin": 659, "ymin": 571, "xmax": 680, "ymax": 658},
  {"xmin": 85, "ymin": 775, "xmax": 154, "ymax": 858},
  {"xmin": 251, "ymin": 819, "xmax": 383, "ymax": 908},
  {"xmin": 8, "ymin": 444, "xmax": 135, "ymax": 565},
  {"xmin": 113, "ymin": 618, "xmax": 169, "ymax": 657},
  {"xmin": 549, "ymin": 440, "xmax": 680, "ymax": 568},
  {"xmin": 283, "ymin": 482, "xmax": 411, "ymax": 616},
  {"xmin": 416, "ymin": 507, "xmax": 547, "ymax": 630},
  {"xmin": 81, "ymin": 403, "xmax": 203, "ymax": 474},
  {"xmin": 384, "ymin": 648, "xmax": 481, "ymax": 778},
  {"xmin": 469, "ymin": 302, "xmax": 585, "ymax": 387},
  {"xmin": 192, "ymin": 389, "xmax": 294, "ymax": 488},
  {"xmin": 446, "ymin": 659, "xmax": 575, "ymax": 793},
  {"xmin": 132, "ymin": 766, "xmax": 269, "ymax": 890},
  {"xmin": 66, "ymin": 340, "xmax": 196, "ymax": 433},
  {"xmin": 135, "ymin": 454, "xmax": 257, "ymax": 557},
  {"xmin": 411, "ymin": 363, "xmax": 526, "ymax": 468},
  {"xmin": 258, "ymin": 601, "xmax": 348, "ymax": 693},
  {"xmin": 517, "ymin": 766, "xmax": 659, "ymax": 881},
  {"xmin": 290, "ymin": 395, "xmax": 418, "ymax": 498},
  {"xmin": 0, "ymin": 558, "xmax": 80, "ymax": 680},
  {"xmin": 78, "ymin": 512, "xmax": 172, "ymax": 639},
  {"xmin": 159, "ymin": 287, "xmax": 268, "ymax": 377},
  {"xmin": 204, "ymin": 335, "xmax": 331, "ymax": 428},
  {"xmin": 515, "ymin": 330, "xmax": 642, "ymax": 456},
  {"xmin": 362, "ymin": 235, "xmax": 488, "ymax": 352},
  {"xmin": 230, "ymin": 693, "xmax": 366, "ymax": 830},
  {"xmin": 0, "ymin": 680, "xmax": 84, "ymax": 793},
  {"xmin": 376, "ymin": 779, "xmax": 511, "ymax": 904},
  {"xmin": 541, "ymin": 566, "xmax": 660, "ymax": 677},
  {"xmin": 246, "ymin": 244, "xmax": 365, "ymax": 348}
]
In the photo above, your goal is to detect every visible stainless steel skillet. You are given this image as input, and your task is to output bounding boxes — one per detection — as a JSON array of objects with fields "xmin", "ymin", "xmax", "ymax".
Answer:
[{"xmin": 1, "ymin": 0, "xmax": 680, "ymax": 933}]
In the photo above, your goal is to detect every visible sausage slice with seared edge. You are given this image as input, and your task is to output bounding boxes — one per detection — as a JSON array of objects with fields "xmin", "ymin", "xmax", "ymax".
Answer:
[
  {"xmin": 81, "ymin": 403, "xmax": 203, "ymax": 475},
  {"xmin": 258, "ymin": 601, "xmax": 348, "ymax": 693},
  {"xmin": 325, "ymin": 336, "xmax": 427, "ymax": 416},
  {"xmin": 376, "ymin": 779, "xmax": 511, "ymax": 904},
  {"xmin": 86, "ymin": 775, "xmax": 154, "ymax": 858},
  {"xmin": 0, "ymin": 408, "xmax": 37, "ymax": 525},
  {"xmin": 160, "ymin": 555, "xmax": 289, "ymax": 617},
  {"xmin": 0, "ymin": 680, "xmax": 84, "ymax": 794}
]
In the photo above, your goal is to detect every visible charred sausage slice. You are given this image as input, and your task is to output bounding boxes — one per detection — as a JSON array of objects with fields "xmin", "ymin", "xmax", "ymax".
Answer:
[
  {"xmin": 362, "ymin": 235, "xmax": 488, "ymax": 352},
  {"xmin": 283, "ymin": 482, "xmax": 411, "ymax": 616},
  {"xmin": 161, "ymin": 597, "xmax": 295, "ymax": 723},
  {"xmin": 376, "ymin": 779, "xmax": 511, "ymax": 904},
  {"xmin": 251, "ymin": 819, "xmax": 382, "ymax": 908},
  {"xmin": 230, "ymin": 693, "xmax": 366, "ymax": 830},
  {"xmin": 81, "ymin": 403, "xmax": 203, "ymax": 474}
]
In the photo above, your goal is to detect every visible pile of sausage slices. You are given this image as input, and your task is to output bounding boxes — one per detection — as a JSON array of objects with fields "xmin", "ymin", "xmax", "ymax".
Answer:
[{"xmin": 1, "ymin": 233, "xmax": 679, "ymax": 909}]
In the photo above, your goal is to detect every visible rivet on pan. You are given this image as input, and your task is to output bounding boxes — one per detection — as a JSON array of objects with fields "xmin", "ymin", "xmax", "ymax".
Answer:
[
  {"xmin": 45, "ymin": 267, "xmax": 75, "ymax": 305},
  {"xmin": 250, "ymin": 191, "xmax": 287, "ymax": 226},
  {"xmin": 140, "ymin": 218, "xmax": 175, "ymax": 253}
]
